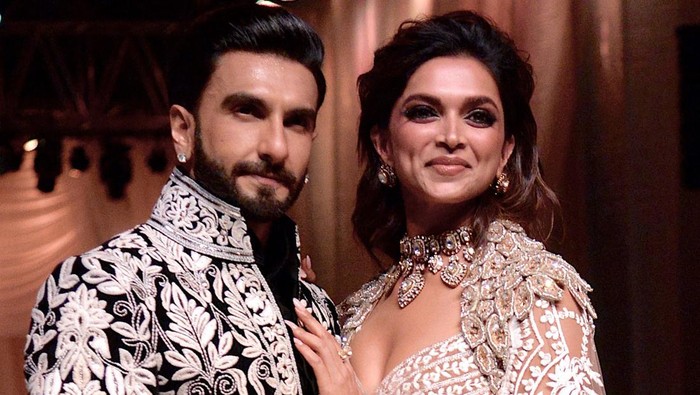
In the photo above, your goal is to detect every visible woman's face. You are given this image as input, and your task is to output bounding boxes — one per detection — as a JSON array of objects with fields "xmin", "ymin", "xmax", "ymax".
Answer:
[{"xmin": 374, "ymin": 55, "xmax": 514, "ymax": 214}]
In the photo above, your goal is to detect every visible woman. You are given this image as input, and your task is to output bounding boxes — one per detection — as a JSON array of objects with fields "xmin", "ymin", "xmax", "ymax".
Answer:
[{"xmin": 288, "ymin": 10, "xmax": 605, "ymax": 394}]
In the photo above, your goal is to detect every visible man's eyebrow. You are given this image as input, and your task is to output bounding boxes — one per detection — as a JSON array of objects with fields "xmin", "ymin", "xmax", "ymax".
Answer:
[
  {"xmin": 220, "ymin": 92, "xmax": 266, "ymax": 110},
  {"xmin": 285, "ymin": 108, "xmax": 317, "ymax": 121},
  {"xmin": 221, "ymin": 93, "xmax": 317, "ymax": 120}
]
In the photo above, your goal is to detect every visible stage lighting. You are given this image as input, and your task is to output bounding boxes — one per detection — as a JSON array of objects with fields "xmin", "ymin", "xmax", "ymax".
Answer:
[
  {"xmin": 100, "ymin": 141, "xmax": 132, "ymax": 199},
  {"xmin": 69, "ymin": 146, "xmax": 90, "ymax": 171},
  {"xmin": 146, "ymin": 146, "xmax": 168, "ymax": 173},
  {"xmin": 33, "ymin": 138, "xmax": 63, "ymax": 193},
  {"xmin": 0, "ymin": 140, "xmax": 23, "ymax": 175},
  {"xmin": 23, "ymin": 139, "xmax": 39, "ymax": 152}
]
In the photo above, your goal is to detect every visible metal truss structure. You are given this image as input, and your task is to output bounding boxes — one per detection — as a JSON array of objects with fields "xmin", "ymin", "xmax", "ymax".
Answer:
[{"xmin": 0, "ymin": 20, "xmax": 181, "ymax": 138}]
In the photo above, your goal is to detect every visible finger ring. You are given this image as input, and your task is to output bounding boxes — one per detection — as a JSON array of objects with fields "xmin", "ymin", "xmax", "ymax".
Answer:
[{"xmin": 338, "ymin": 345, "xmax": 352, "ymax": 361}]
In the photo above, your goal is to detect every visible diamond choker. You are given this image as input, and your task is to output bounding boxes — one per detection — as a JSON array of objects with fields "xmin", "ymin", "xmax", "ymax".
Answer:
[{"xmin": 397, "ymin": 225, "xmax": 475, "ymax": 308}]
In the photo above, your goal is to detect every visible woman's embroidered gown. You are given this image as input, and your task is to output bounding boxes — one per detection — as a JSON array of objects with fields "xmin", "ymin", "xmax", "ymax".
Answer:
[{"xmin": 339, "ymin": 220, "xmax": 605, "ymax": 394}]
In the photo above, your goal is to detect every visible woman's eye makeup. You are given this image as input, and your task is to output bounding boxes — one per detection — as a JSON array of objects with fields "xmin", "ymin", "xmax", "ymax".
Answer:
[
  {"xmin": 466, "ymin": 109, "xmax": 496, "ymax": 127},
  {"xmin": 403, "ymin": 105, "xmax": 497, "ymax": 128},
  {"xmin": 403, "ymin": 105, "xmax": 438, "ymax": 121}
]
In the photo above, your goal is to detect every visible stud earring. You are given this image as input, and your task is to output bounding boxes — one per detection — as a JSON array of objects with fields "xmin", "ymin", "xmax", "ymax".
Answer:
[
  {"xmin": 378, "ymin": 163, "xmax": 396, "ymax": 187},
  {"xmin": 304, "ymin": 174, "xmax": 309, "ymax": 184},
  {"xmin": 177, "ymin": 153, "xmax": 187, "ymax": 163},
  {"xmin": 493, "ymin": 172, "xmax": 510, "ymax": 195}
]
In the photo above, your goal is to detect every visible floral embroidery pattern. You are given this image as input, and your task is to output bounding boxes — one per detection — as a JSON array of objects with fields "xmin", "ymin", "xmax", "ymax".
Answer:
[
  {"xmin": 340, "ymin": 220, "xmax": 604, "ymax": 395},
  {"xmin": 25, "ymin": 169, "xmax": 338, "ymax": 394}
]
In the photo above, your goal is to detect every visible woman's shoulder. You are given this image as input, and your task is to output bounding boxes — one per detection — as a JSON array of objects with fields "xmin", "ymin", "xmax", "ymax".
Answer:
[
  {"xmin": 479, "ymin": 219, "xmax": 596, "ymax": 319},
  {"xmin": 459, "ymin": 219, "xmax": 600, "ymax": 390}
]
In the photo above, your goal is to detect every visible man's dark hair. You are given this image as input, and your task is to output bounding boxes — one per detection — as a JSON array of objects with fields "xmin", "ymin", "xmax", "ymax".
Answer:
[{"xmin": 167, "ymin": 4, "xmax": 326, "ymax": 113}]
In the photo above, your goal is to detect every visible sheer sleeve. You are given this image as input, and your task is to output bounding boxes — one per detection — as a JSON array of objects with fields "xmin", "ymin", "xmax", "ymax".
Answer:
[{"xmin": 503, "ymin": 289, "xmax": 605, "ymax": 394}]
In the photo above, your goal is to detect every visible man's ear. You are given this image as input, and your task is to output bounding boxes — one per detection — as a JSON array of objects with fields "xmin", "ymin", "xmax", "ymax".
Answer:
[
  {"xmin": 370, "ymin": 126, "xmax": 393, "ymax": 166},
  {"xmin": 170, "ymin": 104, "xmax": 196, "ymax": 161}
]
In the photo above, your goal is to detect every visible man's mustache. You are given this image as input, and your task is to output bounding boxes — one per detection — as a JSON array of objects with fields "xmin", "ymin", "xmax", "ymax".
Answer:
[{"xmin": 231, "ymin": 161, "xmax": 297, "ymax": 188}]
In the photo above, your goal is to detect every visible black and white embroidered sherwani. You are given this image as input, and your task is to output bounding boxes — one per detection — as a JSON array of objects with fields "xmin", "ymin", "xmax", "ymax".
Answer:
[{"xmin": 24, "ymin": 168, "xmax": 339, "ymax": 395}]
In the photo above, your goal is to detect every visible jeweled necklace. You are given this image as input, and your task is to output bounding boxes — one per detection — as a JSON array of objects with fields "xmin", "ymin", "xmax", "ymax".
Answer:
[{"xmin": 396, "ymin": 225, "xmax": 475, "ymax": 308}]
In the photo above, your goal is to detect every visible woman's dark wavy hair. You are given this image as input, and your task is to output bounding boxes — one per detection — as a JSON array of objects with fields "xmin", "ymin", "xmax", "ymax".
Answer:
[
  {"xmin": 352, "ymin": 10, "xmax": 560, "ymax": 263},
  {"xmin": 167, "ymin": 4, "xmax": 326, "ymax": 113}
]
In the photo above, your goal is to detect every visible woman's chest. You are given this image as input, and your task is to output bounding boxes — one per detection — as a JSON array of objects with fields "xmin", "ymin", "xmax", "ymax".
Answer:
[{"xmin": 349, "ymin": 278, "xmax": 465, "ymax": 392}]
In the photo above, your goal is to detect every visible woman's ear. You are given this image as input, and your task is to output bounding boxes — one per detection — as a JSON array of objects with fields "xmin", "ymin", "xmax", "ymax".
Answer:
[
  {"xmin": 170, "ymin": 104, "xmax": 196, "ymax": 162},
  {"xmin": 499, "ymin": 135, "xmax": 515, "ymax": 172},
  {"xmin": 370, "ymin": 126, "xmax": 393, "ymax": 166}
]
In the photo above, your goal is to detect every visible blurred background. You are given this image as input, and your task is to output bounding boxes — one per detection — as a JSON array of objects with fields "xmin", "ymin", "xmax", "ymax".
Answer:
[{"xmin": 1, "ymin": 0, "xmax": 698, "ymax": 393}]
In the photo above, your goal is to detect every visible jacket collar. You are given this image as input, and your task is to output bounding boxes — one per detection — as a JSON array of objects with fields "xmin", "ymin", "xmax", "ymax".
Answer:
[{"xmin": 147, "ymin": 167, "xmax": 260, "ymax": 262}]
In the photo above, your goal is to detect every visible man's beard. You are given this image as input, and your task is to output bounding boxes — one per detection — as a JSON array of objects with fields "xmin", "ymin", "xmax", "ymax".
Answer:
[{"xmin": 191, "ymin": 133, "xmax": 305, "ymax": 222}]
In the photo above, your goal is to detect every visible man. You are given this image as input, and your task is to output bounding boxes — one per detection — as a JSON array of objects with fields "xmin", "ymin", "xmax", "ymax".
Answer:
[{"xmin": 24, "ymin": 4, "xmax": 338, "ymax": 394}]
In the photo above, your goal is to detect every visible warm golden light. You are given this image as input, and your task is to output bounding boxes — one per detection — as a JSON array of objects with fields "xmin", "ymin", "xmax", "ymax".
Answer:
[
  {"xmin": 255, "ymin": 0, "xmax": 281, "ymax": 7},
  {"xmin": 23, "ymin": 139, "xmax": 39, "ymax": 152}
]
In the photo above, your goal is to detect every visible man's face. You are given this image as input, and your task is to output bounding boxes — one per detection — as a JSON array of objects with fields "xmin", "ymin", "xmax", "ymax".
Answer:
[{"xmin": 187, "ymin": 52, "xmax": 318, "ymax": 221}]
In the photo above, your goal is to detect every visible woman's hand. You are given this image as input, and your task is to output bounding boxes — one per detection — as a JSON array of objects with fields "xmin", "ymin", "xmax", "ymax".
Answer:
[
  {"xmin": 300, "ymin": 255, "xmax": 317, "ymax": 283},
  {"xmin": 288, "ymin": 298, "xmax": 363, "ymax": 395}
]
